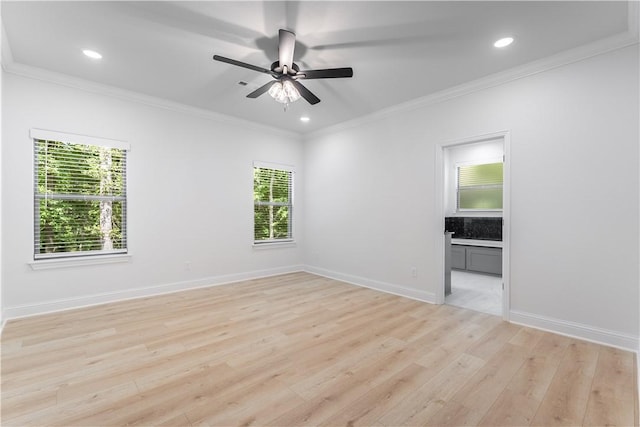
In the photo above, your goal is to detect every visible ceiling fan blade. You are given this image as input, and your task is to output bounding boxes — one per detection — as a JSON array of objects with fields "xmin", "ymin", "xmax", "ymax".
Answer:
[
  {"xmin": 291, "ymin": 80, "xmax": 320, "ymax": 105},
  {"xmin": 298, "ymin": 67, "xmax": 353, "ymax": 79},
  {"xmin": 246, "ymin": 81, "xmax": 276, "ymax": 98},
  {"xmin": 278, "ymin": 29, "xmax": 296, "ymax": 71},
  {"xmin": 213, "ymin": 55, "xmax": 276, "ymax": 76}
]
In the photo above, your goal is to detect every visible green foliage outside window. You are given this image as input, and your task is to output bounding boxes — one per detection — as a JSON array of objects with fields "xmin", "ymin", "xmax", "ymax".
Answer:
[
  {"xmin": 35, "ymin": 139, "xmax": 127, "ymax": 257},
  {"xmin": 253, "ymin": 167, "xmax": 292, "ymax": 242}
]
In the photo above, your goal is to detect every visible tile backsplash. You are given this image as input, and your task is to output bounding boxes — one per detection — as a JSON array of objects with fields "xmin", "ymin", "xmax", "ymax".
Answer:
[{"xmin": 445, "ymin": 217, "xmax": 502, "ymax": 241}]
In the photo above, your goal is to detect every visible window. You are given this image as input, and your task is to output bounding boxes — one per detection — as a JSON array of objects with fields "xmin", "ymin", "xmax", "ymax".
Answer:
[
  {"xmin": 253, "ymin": 162, "xmax": 293, "ymax": 244},
  {"xmin": 33, "ymin": 129, "xmax": 129, "ymax": 259},
  {"xmin": 457, "ymin": 161, "xmax": 503, "ymax": 210}
]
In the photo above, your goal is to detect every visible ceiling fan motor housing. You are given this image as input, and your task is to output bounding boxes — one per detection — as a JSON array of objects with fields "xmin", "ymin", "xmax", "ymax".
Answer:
[{"xmin": 271, "ymin": 61, "xmax": 300, "ymax": 75}]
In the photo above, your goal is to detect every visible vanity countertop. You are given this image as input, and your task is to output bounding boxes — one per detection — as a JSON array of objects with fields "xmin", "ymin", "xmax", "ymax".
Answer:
[{"xmin": 451, "ymin": 238, "xmax": 503, "ymax": 248}]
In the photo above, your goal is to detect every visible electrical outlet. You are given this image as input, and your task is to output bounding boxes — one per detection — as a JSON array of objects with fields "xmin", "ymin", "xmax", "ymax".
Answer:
[
  {"xmin": 184, "ymin": 262, "xmax": 191, "ymax": 271},
  {"xmin": 411, "ymin": 267, "xmax": 417, "ymax": 278}
]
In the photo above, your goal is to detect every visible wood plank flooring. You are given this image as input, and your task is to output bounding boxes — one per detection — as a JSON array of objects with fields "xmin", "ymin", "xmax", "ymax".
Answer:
[{"xmin": 1, "ymin": 272, "xmax": 637, "ymax": 426}]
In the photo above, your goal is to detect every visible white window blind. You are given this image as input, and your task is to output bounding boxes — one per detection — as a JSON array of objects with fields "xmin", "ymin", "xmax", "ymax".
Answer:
[
  {"xmin": 33, "ymin": 133, "xmax": 128, "ymax": 259},
  {"xmin": 457, "ymin": 162, "xmax": 503, "ymax": 210},
  {"xmin": 253, "ymin": 162, "xmax": 293, "ymax": 243}
]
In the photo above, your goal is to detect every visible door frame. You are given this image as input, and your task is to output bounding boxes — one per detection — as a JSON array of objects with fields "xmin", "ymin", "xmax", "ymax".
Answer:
[{"xmin": 433, "ymin": 130, "xmax": 511, "ymax": 321}]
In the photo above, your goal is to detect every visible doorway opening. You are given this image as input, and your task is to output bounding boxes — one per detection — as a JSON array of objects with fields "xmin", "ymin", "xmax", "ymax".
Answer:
[{"xmin": 435, "ymin": 132, "xmax": 510, "ymax": 320}]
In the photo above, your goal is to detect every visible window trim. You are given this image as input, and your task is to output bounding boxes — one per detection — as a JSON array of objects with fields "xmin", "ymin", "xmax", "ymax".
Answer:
[
  {"xmin": 456, "ymin": 158, "xmax": 503, "ymax": 212},
  {"xmin": 31, "ymin": 128, "xmax": 130, "ymax": 262},
  {"xmin": 28, "ymin": 253, "xmax": 132, "ymax": 270},
  {"xmin": 252, "ymin": 161, "xmax": 295, "ymax": 245},
  {"xmin": 31, "ymin": 129, "xmax": 130, "ymax": 151}
]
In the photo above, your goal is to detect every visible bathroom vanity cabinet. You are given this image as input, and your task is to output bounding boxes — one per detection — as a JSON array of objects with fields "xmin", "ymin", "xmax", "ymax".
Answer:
[{"xmin": 451, "ymin": 244, "xmax": 502, "ymax": 275}]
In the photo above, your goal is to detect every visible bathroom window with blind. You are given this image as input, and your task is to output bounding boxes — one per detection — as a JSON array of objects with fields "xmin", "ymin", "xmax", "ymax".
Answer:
[
  {"xmin": 457, "ymin": 161, "xmax": 503, "ymax": 211},
  {"xmin": 253, "ymin": 162, "xmax": 294, "ymax": 244},
  {"xmin": 32, "ymin": 129, "xmax": 129, "ymax": 259}
]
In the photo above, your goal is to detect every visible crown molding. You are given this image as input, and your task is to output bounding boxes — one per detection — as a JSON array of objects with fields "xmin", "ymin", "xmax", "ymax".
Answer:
[
  {"xmin": 1, "ymin": 19, "xmax": 13, "ymax": 66},
  {"xmin": 629, "ymin": 0, "xmax": 639, "ymax": 39},
  {"xmin": 1, "ymin": 61, "xmax": 300, "ymax": 140},
  {"xmin": 305, "ymin": 30, "xmax": 639, "ymax": 140}
]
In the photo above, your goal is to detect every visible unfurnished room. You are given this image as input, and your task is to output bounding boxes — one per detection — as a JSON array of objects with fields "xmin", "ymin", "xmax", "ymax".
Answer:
[{"xmin": 0, "ymin": 1, "xmax": 639, "ymax": 426}]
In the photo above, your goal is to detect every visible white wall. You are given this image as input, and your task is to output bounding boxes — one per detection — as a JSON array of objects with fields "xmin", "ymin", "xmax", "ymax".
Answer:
[
  {"xmin": 444, "ymin": 139, "xmax": 504, "ymax": 216},
  {"xmin": 0, "ymin": 9, "xmax": 4, "ymax": 327},
  {"xmin": 304, "ymin": 45, "xmax": 639, "ymax": 349},
  {"xmin": 1, "ymin": 72, "xmax": 304, "ymax": 317}
]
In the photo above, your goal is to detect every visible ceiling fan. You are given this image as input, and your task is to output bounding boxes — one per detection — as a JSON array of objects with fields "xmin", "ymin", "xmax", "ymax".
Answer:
[{"xmin": 213, "ymin": 29, "xmax": 353, "ymax": 106}]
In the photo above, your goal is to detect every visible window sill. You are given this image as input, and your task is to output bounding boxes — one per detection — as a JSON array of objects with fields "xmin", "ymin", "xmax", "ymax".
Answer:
[
  {"xmin": 457, "ymin": 210, "xmax": 503, "ymax": 213},
  {"xmin": 29, "ymin": 254, "xmax": 132, "ymax": 270},
  {"xmin": 452, "ymin": 212, "xmax": 503, "ymax": 217},
  {"xmin": 252, "ymin": 241, "xmax": 297, "ymax": 250}
]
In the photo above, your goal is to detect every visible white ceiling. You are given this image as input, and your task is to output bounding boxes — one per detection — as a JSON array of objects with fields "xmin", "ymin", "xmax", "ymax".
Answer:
[{"xmin": 1, "ymin": 1, "xmax": 636, "ymax": 134}]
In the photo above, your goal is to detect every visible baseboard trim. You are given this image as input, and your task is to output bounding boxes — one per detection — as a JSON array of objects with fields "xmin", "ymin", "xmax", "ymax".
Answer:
[
  {"xmin": 304, "ymin": 265, "xmax": 436, "ymax": 304},
  {"xmin": 636, "ymin": 350, "xmax": 640, "ymax": 413},
  {"xmin": 510, "ymin": 310, "xmax": 638, "ymax": 352},
  {"xmin": 636, "ymin": 352, "xmax": 640, "ymax": 422},
  {"xmin": 3, "ymin": 265, "xmax": 305, "ymax": 321}
]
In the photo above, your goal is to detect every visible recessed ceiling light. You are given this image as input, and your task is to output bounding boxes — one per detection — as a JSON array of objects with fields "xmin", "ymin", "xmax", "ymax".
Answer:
[
  {"xmin": 82, "ymin": 49, "xmax": 102, "ymax": 59},
  {"xmin": 300, "ymin": 116, "xmax": 310, "ymax": 122},
  {"xmin": 494, "ymin": 37, "xmax": 514, "ymax": 48}
]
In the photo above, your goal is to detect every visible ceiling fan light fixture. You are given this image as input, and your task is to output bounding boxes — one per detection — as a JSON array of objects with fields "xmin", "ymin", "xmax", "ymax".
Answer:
[
  {"xmin": 213, "ymin": 29, "xmax": 352, "ymax": 106},
  {"xmin": 269, "ymin": 79, "xmax": 301, "ymax": 104}
]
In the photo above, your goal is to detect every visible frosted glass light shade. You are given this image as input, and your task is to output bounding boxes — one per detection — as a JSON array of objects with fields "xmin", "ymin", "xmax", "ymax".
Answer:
[{"xmin": 268, "ymin": 80, "xmax": 301, "ymax": 104}]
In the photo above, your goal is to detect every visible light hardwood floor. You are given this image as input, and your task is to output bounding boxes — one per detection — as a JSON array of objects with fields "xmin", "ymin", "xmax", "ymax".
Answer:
[{"xmin": 1, "ymin": 272, "xmax": 637, "ymax": 426}]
